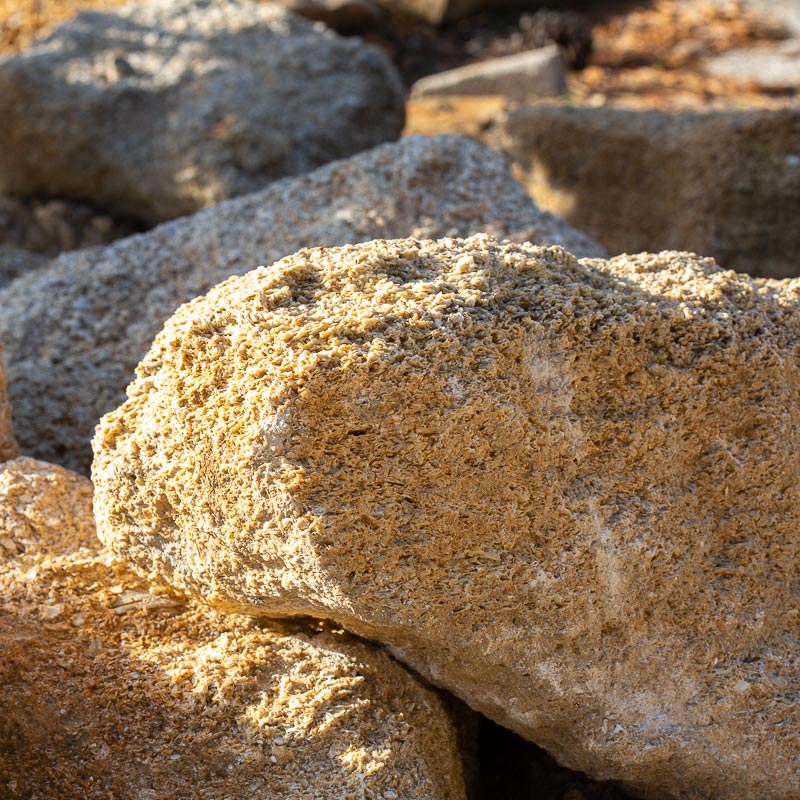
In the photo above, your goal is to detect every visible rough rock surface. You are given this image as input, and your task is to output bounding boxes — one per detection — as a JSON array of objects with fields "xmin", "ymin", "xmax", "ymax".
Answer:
[
  {"xmin": 0, "ymin": 457, "xmax": 464, "ymax": 800},
  {"xmin": 0, "ymin": 0, "xmax": 405, "ymax": 225},
  {"xmin": 503, "ymin": 105, "xmax": 800, "ymax": 278},
  {"xmin": 0, "ymin": 135, "xmax": 602, "ymax": 473},
  {"xmin": 0, "ymin": 347, "xmax": 17, "ymax": 462},
  {"xmin": 94, "ymin": 236, "xmax": 800, "ymax": 800}
]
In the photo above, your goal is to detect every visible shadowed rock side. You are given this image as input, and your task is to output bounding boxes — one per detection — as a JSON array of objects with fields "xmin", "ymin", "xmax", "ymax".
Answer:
[
  {"xmin": 0, "ymin": 135, "xmax": 603, "ymax": 473},
  {"xmin": 0, "ymin": 457, "xmax": 465, "ymax": 800},
  {"xmin": 0, "ymin": 0, "xmax": 405, "ymax": 224},
  {"xmin": 94, "ymin": 236, "xmax": 800, "ymax": 799},
  {"xmin": 0, "ymin": 346, "xmax": 17, "ymax": 461},
  {"xmin": 503, "ymin": 105, "xmax": 800, "ymax": 279}
]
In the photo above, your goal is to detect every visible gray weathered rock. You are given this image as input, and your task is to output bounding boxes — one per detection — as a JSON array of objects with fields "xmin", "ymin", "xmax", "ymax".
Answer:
[
  {"xmin": 0, "ymin": 0, "xmax": 405, "ymax": 224},
  {"xmin": 0, "ymin": 135, "xmax": 602, "ymax": 474},
  {"xmin": 503, "ymin": 104, "xmax": 800, "ymax": 278},
  {"xmin": 412, "ymin": 47, "xmax": 566, "ymax": 101},
  {"xmin": 93, "ymin": 236, "xmax": 800, "ymax": 800}
]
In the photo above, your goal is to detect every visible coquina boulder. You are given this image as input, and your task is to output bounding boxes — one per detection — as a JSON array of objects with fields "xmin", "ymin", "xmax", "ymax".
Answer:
[
  {"xmin": 94, "ymin": 236, "xmax": 800, "ymax": 799},
  {"xmin": 0, "ymin": 457, "xmax": 464, "ymax": 800},
  {"xmin": 0, "ymin": 135, "xmax": 602, "ymax": 473},
  {"xmin": 0, "ymin": 0, "xmax": 405, "ymax": 224}
]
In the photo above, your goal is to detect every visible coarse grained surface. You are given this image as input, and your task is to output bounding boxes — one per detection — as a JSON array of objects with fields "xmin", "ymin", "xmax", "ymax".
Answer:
[
  {"xmin": 503, "ymin": 105, "xmax": 800, "ymax": 279},
  {"xmin": 0, "ymin": 135, "xmax": 602, "ymax": 474},
  {"xmin": 0, "ymin": 0, "xmax": 405, "ymax": 224},
  {"xmin": 0, "ymin": 345, "xmax": 17, "ymax": 461},
  {"xmin": 94, "ymin": 236, "xmax": 800, "ymax": 800},
  {"xmin": 0, "ymin": 457, "xmax": 464, "ymax": 800}
]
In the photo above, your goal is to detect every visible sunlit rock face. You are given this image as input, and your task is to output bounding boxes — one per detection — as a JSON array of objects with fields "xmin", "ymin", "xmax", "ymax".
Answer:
[
  {"xmin": 0, "ymin": 457, "xmax": 465, "ymax": 800},
  {"xmin": 93, "ymin": 235, "xmax": 800, "ymax": 799}
]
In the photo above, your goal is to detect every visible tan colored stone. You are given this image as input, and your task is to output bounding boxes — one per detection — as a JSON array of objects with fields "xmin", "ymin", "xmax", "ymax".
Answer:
[
  {"xmin": 0, "ymin": 134, "xmax": 602, "ymax": 475},
  {"xmin": 94, "ymin": 236, "xmax": 800, "ymax": 800},
  {"xmin": 0, "ymin": 346, "xmax": 17, "ymax": 462},
  {"xmin": 0, "ymin": 457, "xmax": 464, "ymax": 800},
  {"xmin": 503, "ymin": 105, "xmax": 800, "ymax": 278}
]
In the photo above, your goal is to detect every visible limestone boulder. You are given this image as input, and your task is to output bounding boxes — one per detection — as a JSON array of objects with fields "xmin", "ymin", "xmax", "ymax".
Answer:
[
  {"xmin": 0, "ymin": 0, "xmax": 405, "ymax": 225},
  {"xmin": 94, "ymin": 236, "xmax": 800, "ymax": 800},
  {"xmin": 503, "ymin": 105, "xmax": 800, "ymax": 278},
  {"xmin": 0, "ymin": 347, "xmax": 17, "ymax": 462},
  {"xmin": 0, "ymin": 135, "xmax": 602, "ymax": 474},
  {"xmin": 0, "ymin": 457, "xmax": 464, "ymax": 800}
]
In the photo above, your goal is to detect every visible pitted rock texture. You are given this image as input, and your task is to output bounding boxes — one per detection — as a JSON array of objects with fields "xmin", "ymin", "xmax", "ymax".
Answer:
[
  {"xmin": 0, "ymin": 135, "xmax": 602, "ymax": 474},
  {"xmin": 94, "ymin": 236, "xmax": 800, "ymax": 800},
  {"xmin": 0, "ymin": 346, "xmax": 17, "ymax": 462},
  {"xmin": 0, "ymin": 457, "xmax": 464, "ymax": 800},
  {"xmin": 503, "ymin": 105, "xmax": 800, "ymax": 279},
  {"xmin": 0, "ymin": 0, "xmax": 405, "ymax": 225}
]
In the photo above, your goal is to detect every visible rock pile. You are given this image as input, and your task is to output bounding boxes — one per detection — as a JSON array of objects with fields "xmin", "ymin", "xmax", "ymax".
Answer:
[
  {"xmin": 0, "ymin": 457, "xmax": 465, "ymax": 800},
  {"xmin": 0, "ymin": 134, "xmax": 602, "ymax": 474},
  {"xmin": 93, "ymin": 236, "xmax": 800, "ymax": 800},
  {"xmin": 2, "ymin": 0, "xmax": 799, "ymax": 797},
  {"xmin": 0, "ymin": 0, "xmax": 405, "ymax": 224}
]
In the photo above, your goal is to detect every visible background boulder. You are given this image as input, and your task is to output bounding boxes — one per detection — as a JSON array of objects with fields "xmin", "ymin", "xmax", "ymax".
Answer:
[{"xmin": 0, "ymin": 0, "xmax": 406, "ymax": 224}]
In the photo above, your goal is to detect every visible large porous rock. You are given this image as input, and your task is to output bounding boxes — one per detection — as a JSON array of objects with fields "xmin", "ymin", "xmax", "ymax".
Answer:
[
  {"xmin": 0, "ymin": 347, "xmax": 17, "ymax": 462},
  {"xmin": 503, "ymin": 105, "xmax": 800, "ymax": 278},
  {"xmin": 0, "ymin": 457, "xmax": 464, "ymax": 800},
  {"xmin": 0, "ymin": 135, "xmax": 602, "ymax": 474},
  {"xmin": 94, "ymin": 236, "xmax": 800, "ymax": 800},
  {"xmin": 0, "ymin": 0, "xmax": 405, "ymax": 225}
]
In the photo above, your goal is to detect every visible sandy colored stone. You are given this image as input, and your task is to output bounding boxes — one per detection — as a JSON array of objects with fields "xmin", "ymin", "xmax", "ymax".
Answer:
[
  {"xmin": 0, "ymin": 346, "xmax": 17, "ymax": 462},
  {"xmin": 0, "ymin": 135, "xmax": 602, "ymax": 474},
  {"xmin": 0, "ymin": 0, "xmax": 405, "ymax": 225},
  {"xmin": 0, "ymin": 457, "xmax": 464, "ymax": 800},
  {"xmin": 503, "ymin": 104, "xmax": 800, "ymax": 278},
  {"xmin": 94, "ymin": 236, "xmax": 800, "ymax": 800}
]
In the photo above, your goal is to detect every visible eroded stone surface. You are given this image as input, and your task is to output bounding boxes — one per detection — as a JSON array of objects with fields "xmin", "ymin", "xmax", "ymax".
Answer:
[
  {"xmin": 0, "ymin": 135, "xmax": 602, "ymax": 474},
  {"xmin": 0, "ymin": 0, "xmax": 405, "ymax": 224},
  {"xmin": 94, "ymin": 236, "xmax": 800, "ymax": 800},
  {"xmin": 0, "ymin": 457, "xmax": 464, "ymax": 800}
]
